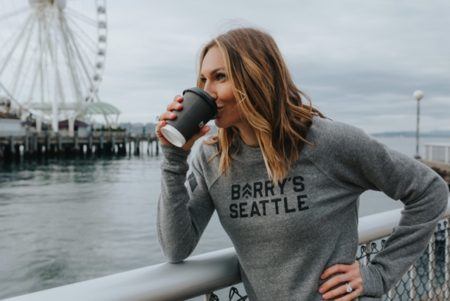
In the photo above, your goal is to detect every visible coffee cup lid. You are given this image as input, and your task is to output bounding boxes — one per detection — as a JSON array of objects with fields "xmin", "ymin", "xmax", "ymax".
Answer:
[{"xmin": 182, "ymin": 87, "xmax": 217, "ymax": 116}]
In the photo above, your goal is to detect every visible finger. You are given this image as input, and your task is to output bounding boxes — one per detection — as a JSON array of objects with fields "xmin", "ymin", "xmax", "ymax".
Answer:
[
  {"xmin": 173, "ymin": 95, "xmax": 182, "ymax": 102},
  {"xmin": 321, "ymin": 264, "xmax": 351, "ymax": 280},
  {"xmin": 172, "ymin": 102, "xmax": 183, "ymax": 111},
  {"xmin": 181, "ymin": 126, "xmax": 211, "ymax": 151},
  {"xmin": 159, "ymin": 111, "xmax": 178, "ymax": 121},
  {"xmin": 166, "ymin": 101, "xmax": 183, "ymax": 112},
  {"xmin": 322, "ymin": 280, "xmax": 360, "ymax": 300},
  {"xmin": 334, "ymin": 286, "xmax": 363, "ymax": 301},
  {"xmin": 155, "ymin": 121, "xmax": 172, "ymax": 145},
  {"xmin": 158, "ymin": 135, "xmax": 171, "ymax": 146},
  {"xmin": 319, "ymin": 273, "xmax": 350, "ymax": 294},
  {"xmin": 155, "ymin": 120, "xmax": 166, "ymax": 133},
  {"xmin": 321, "ymin": 283, "xmax": 346, "ymax": 300},
  {"xmin": 192, "ymin": 125, "xmax": 211, "ymax": 139}
]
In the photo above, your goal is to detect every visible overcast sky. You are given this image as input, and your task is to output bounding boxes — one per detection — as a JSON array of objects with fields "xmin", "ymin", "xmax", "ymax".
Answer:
[{"xmin": 98, "ymin": 0, "xmax": 450, "ymax": 134}]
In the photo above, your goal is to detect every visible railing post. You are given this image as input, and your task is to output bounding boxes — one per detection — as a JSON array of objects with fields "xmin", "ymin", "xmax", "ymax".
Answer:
[
  {"xmin": 427, "ymin": 235, "xmax": 435, "ymax": 300},
  {"xmin": 430, "ymin": 144, "xmax": 433, "ymax": 161},
  {"xmin": 430, "ymin": 144, "xmax": 432, "ymax": 161},
  {"xmin": 361, "ymin": 243, "xmax": 369, "ymax": 265},
  {"xmin": 408, "ymin": 264, "xmax": 417, "ymax": 300},
  {"xmin": 445, "ymin": 146, "xmax": 449, "ymax": 164}
]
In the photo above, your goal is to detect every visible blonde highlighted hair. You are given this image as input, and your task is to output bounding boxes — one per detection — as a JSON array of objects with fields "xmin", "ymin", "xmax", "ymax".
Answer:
[{"xmin": 197, "ymin": 27, "xmax": 326, "ymax": 184}]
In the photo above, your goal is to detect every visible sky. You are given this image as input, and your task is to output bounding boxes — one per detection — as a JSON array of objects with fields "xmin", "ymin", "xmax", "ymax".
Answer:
[{"xmin": 3, "ymin": 0, "xmax": 450, "ymax": 134}]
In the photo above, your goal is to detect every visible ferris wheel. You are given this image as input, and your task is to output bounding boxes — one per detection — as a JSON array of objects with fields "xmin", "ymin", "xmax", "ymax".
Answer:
[{"xmin": 0, "ymin": 0, "xmax": 107, "ymax": 132}]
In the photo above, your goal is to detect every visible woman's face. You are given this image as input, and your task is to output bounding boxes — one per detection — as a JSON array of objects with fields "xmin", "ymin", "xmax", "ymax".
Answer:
[{"xmin": 200, "ymin": 46, "xmax": 243, "ymax": 129}]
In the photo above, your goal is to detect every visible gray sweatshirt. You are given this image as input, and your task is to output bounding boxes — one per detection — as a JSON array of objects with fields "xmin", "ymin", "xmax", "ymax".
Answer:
[{"xmin": 157, "ymin": 115, "xmax": 449, "ymax": 301}]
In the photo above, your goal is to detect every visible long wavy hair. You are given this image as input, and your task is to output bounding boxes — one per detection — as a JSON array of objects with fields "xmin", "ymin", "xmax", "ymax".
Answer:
[{"xmin": 197, "ymin": 27, "xmax": 326, "ymax": 184}]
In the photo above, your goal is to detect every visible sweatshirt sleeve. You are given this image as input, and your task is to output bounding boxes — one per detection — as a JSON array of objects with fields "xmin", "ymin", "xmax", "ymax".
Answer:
[
  {"xmin": 156, "ymin": 143, "xmax": 215, "ymax": 263},
  {"xmin": 324, "ymin": 121, "xmax": 449, "ymax": 297}
]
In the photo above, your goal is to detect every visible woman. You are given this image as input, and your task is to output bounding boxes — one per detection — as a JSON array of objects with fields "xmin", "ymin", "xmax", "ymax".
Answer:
[{"xmin": 155, "ymin": 27, "xmax": 448, "ymax": 301}]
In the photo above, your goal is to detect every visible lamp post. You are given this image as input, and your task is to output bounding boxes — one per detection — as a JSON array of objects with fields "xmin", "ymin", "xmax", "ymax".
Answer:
[{"xmin": 413, "ymin": 90, "xmax": 424, "ymax": 159}]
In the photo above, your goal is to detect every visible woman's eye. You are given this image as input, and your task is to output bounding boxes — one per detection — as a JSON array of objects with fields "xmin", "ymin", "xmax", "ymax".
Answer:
[
  {"xmin": 199, "ymin": 77, "xmax": 206, "ymax": 83},
  {"xmin": 216, "ymin": 73, "xmax": 226, "ymax": 81}
]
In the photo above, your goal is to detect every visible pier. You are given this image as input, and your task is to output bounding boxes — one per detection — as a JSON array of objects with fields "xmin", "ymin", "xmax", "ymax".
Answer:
[{"xmin": 0, "ymin": 130, "xmax": 160, "ymax": 161}]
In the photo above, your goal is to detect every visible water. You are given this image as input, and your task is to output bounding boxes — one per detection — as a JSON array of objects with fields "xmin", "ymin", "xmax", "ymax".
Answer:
[{"xmin": 0, "ymin": 136, "xmax": 449, "ymax": 299}]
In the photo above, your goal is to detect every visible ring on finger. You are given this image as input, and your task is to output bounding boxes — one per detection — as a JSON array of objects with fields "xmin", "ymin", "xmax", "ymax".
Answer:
[{"xmin": 345, "ymin": 282, "xmax": 353, "ymax": 293}]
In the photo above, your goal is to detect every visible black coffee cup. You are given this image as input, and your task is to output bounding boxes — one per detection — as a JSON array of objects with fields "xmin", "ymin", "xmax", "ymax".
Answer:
[{"xmin": 160, "ymin": 87, "xmax": 217, "ymax": 147}]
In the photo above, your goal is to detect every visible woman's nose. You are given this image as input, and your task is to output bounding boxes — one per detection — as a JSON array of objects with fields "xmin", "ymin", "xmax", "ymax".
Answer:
[{"xmin": 204, "ymin": 87, "xmax": 217, "ymax": 100}]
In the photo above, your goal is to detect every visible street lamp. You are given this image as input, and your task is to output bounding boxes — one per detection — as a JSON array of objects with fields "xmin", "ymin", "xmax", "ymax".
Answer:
[{"xmin": 413, "ymin": 90, "xmax": 424, "ymax": 159}]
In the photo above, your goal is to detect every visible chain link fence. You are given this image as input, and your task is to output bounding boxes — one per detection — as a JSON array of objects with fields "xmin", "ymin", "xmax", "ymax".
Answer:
[{"xmin": 358, "ymin": 219, "xmax": 449, "ymax": 301}]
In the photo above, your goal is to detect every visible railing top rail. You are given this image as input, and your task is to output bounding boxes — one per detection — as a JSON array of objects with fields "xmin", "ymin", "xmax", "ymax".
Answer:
[
  {"xmin": 358, "ymin": 200, "xmax": 449, "ymax": 243},
  {"xmin": 3, "ymin": 199, "xmax": 450, "ymax": 301},
  {"xmin": 3, "ymin": 248, "xmax": 240, "ymax": 301}
]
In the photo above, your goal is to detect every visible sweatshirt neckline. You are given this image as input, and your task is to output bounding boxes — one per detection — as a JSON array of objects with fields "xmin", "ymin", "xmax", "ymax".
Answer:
[
  {"xmin": 232, "ymin": 134, "xmax": 263, "ymax": 162},
  {"xmin": 237, "ymin": 134, "xmax": 260, "ymax": 149}
]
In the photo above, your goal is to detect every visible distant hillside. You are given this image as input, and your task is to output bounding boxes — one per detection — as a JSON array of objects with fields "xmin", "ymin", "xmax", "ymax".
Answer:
[{"xmin": 371, "ymin": 130, "xmax": 450, "ymax": 138}]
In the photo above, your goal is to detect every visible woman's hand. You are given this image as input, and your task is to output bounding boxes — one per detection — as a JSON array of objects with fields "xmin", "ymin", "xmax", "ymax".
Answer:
[
  {"xmin": 155, "ymin": 95, "xmax": 211, "ymax": 152},
  {"xmin": 318, "ymin": 261, "xmax": 363, "ymax": 300}
]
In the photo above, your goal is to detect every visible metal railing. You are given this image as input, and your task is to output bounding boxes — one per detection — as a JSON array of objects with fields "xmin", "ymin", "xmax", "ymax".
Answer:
[
  {"xmin": 3, "ymin": 201, "xmax": 450, "ymax": 301},
  {"xmin": 425, "ymin": 143, "xmax": 450, "ymax": 165}
]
